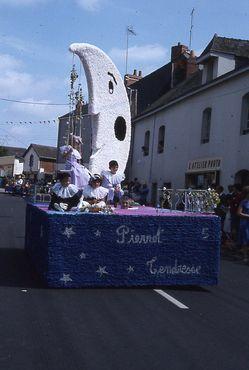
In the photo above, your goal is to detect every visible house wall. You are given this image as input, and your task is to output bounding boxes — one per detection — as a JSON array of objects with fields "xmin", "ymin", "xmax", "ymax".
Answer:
[
  {"xmin": 202, "ymin": 53, "xmax": 235, "ymax": 84},
  {"xmin": 23, "ymin": 147, "xmax": 40, "ymax": 173},
  {"xmin": 129, "ymin": 71, "xmax": 249, "ymax": 202},
  {"xmin": 0, "ymin": 156, "xmax": 15, "ymax": 169},
  {"xmin": 0, "ymin": 156, "xmax": 23, "ymax": 176},
  {"xmin": 40, "ymin": 159, "xmax": 56, "ymax": 174},
  {"xmin": 13, "ymin": 158, "xmax": 24, "ymax": 175},
  {"xmin": 216, "ymin": 54, "xmax": 235, "ymax": 77}
]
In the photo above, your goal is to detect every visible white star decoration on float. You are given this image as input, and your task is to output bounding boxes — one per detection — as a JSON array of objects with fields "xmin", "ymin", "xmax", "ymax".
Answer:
[
  {"xmin": 62, "ymin": 226, "xmax": 75, "ymax": 239},
  {"xmin": 96, "ymin": 266, "xmax": 109, "ymax": 277},
  {"xmin": 60, "ymin": 274, "xmax": 73, "ymax": 284},
  {"xmin": 79, "ymin": 252, "xmax": 87, "ymax": 259},
  {"xmin": 94, "ymin": 230, "xmax": 101, "ymax": 237},
  {"xmin": 127, "ymin": 266, "xmax": 135, "ymax": 273}
]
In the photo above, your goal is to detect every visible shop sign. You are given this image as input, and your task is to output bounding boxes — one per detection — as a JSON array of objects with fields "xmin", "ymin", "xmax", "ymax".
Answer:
[{"xmin": 187, "ymin": 158, "xmax": 222, "ymax": 173}]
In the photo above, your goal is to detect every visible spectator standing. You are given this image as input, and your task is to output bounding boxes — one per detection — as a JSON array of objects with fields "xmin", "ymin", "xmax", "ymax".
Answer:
[
  {"xmin": 229, "ymin": 183, "xmax": 243, "ymax": 245},
  {"xmin": 139, "ymin": 184, "xmax": 149, "ymax": 205},
  {"xmin": 237, "ymin": 186, "xmax": 249, "ymax": 262},
  {"xmin": 215, "ymin": 186, "xmax": 228, "ymax": 244},
  {"xmin": 130, "ymin": 178, "xmax": 141, "ymax": 202}
]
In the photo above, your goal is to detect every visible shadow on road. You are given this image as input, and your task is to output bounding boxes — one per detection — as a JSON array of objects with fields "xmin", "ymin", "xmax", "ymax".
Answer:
[{"xmin": 0, "ymin": 248, "xmax": 43, "ymax": 288}]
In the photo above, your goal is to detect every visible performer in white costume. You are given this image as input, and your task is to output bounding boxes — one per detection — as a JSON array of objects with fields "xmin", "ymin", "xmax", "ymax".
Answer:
[
  {"xmin": 78, "ymin": 175, "xmax": 109, "ymax": 210},
  {"xmin": 49, "ymin": 172, "xmax": 82, "ymax": 212},
  {"xmin": 60, "ymin": 135, "xmax": 91, "ymax": 189},
  {"xmin": 101, "ymin": 160, "xmax": 125, "ymax": 204}
]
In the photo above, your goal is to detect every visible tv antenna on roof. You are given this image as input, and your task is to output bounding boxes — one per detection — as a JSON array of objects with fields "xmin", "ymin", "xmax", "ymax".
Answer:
[{"xmin": 189, "ymin": 8, "xmax": 195, "ymax": 50}]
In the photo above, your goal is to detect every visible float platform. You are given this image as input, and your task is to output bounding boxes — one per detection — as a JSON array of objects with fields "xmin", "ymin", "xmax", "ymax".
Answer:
[{"xmin": 25, "ymin": 203, "xmax": 220, "ymax": 287}]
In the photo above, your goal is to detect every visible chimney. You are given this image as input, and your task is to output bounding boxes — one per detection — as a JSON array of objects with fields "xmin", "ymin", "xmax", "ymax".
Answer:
[
  {"xmin": 124, "ymin": 69, "xmax": 142, "ymax": 87},
  {"xmin": 186, "ymin": 50, "xmax": 198, "ymax": 77},
  {"xmin": 171, "ymin": 43, "xmax": 198, "ymax": 86},
  {"xmin": 171, "ymin": 42, "xmax": 189, "ymax": 62}
]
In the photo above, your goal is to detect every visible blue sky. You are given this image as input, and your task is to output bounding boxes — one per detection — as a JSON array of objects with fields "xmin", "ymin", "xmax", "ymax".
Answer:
[{"xmin": 0, "ymin": 0, "xmax": 248, "ymax": 148}]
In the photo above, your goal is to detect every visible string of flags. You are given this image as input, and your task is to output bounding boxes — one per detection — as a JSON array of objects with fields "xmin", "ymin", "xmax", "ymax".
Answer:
[{"xmin": 4, "ymin": 119, "xmax": 58, "ymax": 126}]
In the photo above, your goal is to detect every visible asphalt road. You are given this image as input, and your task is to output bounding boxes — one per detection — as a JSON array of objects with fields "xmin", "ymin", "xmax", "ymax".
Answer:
[{"xmin": 0, "ymin": 194, "xmax": 249, "ymax": 370}]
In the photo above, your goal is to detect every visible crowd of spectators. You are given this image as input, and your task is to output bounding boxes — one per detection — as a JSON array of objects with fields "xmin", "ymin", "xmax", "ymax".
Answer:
[
  {"xmin": 1, "ymin": 175, "xmax": 54, "ymax": 197},
  {"xmin": 214, "ymin": 183, "xmax": 249, "ymax": 262},
  {"xmin": 124, "ymin": 180, "xmax": 249, "ymax": 263},
  {"xmin": 123, "ymin": 178, "xmax": 150, "ymax": 206}
]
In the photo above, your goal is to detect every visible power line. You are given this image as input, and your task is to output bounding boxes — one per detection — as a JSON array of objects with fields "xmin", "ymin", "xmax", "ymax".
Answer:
[
  {"xmin": 0, "ymin": 127, "xmax": 28, "ymax": 146},
  {"xmin": 0, "ymin": 97, "xmax": 68, "ymax": 106}
]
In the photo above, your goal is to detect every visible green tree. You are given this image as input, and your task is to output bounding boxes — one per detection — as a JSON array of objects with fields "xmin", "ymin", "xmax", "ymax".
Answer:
[{"xmin": 0, "ymin": 146, "xmax": 7, "ymax": 157}]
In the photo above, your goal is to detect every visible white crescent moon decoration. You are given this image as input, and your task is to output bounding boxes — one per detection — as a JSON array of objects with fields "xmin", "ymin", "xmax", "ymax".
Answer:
[{"xmin": 69, "ymin": 43, "xmax": 131, "ymax": 175}]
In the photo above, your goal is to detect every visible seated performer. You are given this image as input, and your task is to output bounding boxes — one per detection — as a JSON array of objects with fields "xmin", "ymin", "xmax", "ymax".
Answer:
[
  {"xmin": 101, "ymin": 160, "xmax": 125, "ymax": 205},
  {"xmin": 78, "ymin": 174, "xmax": 109, "ymax": 210},
  {"xmin": 49, "ymin": 172, "xmax": 82, "ymax": 212},
  {"xmin": 60, "ymin": 134, "xmax": 90, "ymax": 189}
]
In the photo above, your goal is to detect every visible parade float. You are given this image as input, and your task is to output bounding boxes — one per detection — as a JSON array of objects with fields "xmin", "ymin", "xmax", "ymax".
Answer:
[{"xmin": 25, "ymin": 43, "xmax": 220, "ymax": 288}]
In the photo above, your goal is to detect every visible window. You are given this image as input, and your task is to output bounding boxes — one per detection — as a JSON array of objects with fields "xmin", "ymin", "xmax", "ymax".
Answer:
[
  {"xmin": 142, "ymin": 130, "xmax": 150, "ymax": 156},
  {"xmin": 29, "ymin": 154, "xmax": 34, "ymax": 168},
  {"xmin": 241, "ymin": 93, "xmax": 249, "ymax": 135},
  {"xmin": 206, "ymin": 60, "xmax": 214, "ymax": 82},
  {"xmin": 201, "ymin": 108, "xmax": 212, "ymax": 144},
  {"xmin": 157, "ymin": 125, "xmax": 165, "ymax": 153}
]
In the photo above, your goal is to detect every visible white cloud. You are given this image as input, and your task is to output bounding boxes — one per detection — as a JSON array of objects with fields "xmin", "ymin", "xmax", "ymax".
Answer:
[
  {"xmin": 0, "ymin": 49, "xmax": 65, "ymax": 100},
  {"xmin": 0, "ymin": 53, "xmax": 22, "ymax": 70},
  {"xmin": 0, "ymin": 36, "xmax": 30, "ymax": 53},
  {"xmin": 109, "ymin": 44, "xmax": 168, "ymax": 62},
  {"xmin": 75, "ymin": 0, "xmax": 104, "ymax": 11},
  {"xmin": 0, "ymin": 37, "xmax": 67, "ymax": 147},
  {"xmin": 0, "ymin": 69, "xmax": 60, "ymax": 99},
  {"xmin": 10, "ymin": 98, "xmax": 66, "ymax": 118}
]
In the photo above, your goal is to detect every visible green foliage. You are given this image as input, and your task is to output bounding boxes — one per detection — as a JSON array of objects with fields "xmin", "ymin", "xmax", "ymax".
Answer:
[{"xmin": 0, "ymin": 146, "xmax": 7, "ymax": 157}]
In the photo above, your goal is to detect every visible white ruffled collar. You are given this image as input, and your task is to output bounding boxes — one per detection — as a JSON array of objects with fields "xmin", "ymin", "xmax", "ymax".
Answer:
[{"xmin": 52, "ymin": 183, "xmax": 79, "ymax": 198}]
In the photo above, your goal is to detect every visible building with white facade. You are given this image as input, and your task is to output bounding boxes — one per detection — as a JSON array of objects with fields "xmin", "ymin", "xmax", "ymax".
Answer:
[
  {"xmin": 23, "ymin": 144, "xmax": 57, "ymax": 181},
  {"xmin": 0, "ymin": 146, "xmax": 25, "ymax": 177},
  {"xmin": 127, "ymin": 35, "xmax": 249, "ymax": 204}
]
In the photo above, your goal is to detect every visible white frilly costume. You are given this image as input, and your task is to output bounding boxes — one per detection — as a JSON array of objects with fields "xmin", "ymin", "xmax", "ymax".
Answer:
[
  {"xmin": 78, "ymin": 184, "xmax": 109, "ymax": 209},
  {"xmin": 49, "ymin": 182, "xmax": 81, "ymax": 211},
  {"xmin": 60, "ymin": 145, "xmax": 90, "ymax": 189},
  {"xmin": 101, "ymin": 170, "xmax": 125, "ymax": 201}
]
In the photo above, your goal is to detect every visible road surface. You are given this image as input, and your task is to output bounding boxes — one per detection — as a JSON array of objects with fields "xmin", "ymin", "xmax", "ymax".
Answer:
[{"xmin": 0, "ymin": 194, "xmax": 248, "ymax": 370}]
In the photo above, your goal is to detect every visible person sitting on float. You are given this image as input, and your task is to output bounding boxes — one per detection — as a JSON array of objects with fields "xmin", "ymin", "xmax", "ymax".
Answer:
[
  {"xmin": 60, "ymin": 134, "xmax": 91, "ymax": 189},
  {"xmin": 101, "ymin": 160, "xmax": 125, "ymax": 205},
  {"xmin": 49, "ymin": 172, "xmax": 82, "ymax": 212},
  {"xmin": 78, "ymin": 174, "xmax": 109, "ymax": 210}
]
